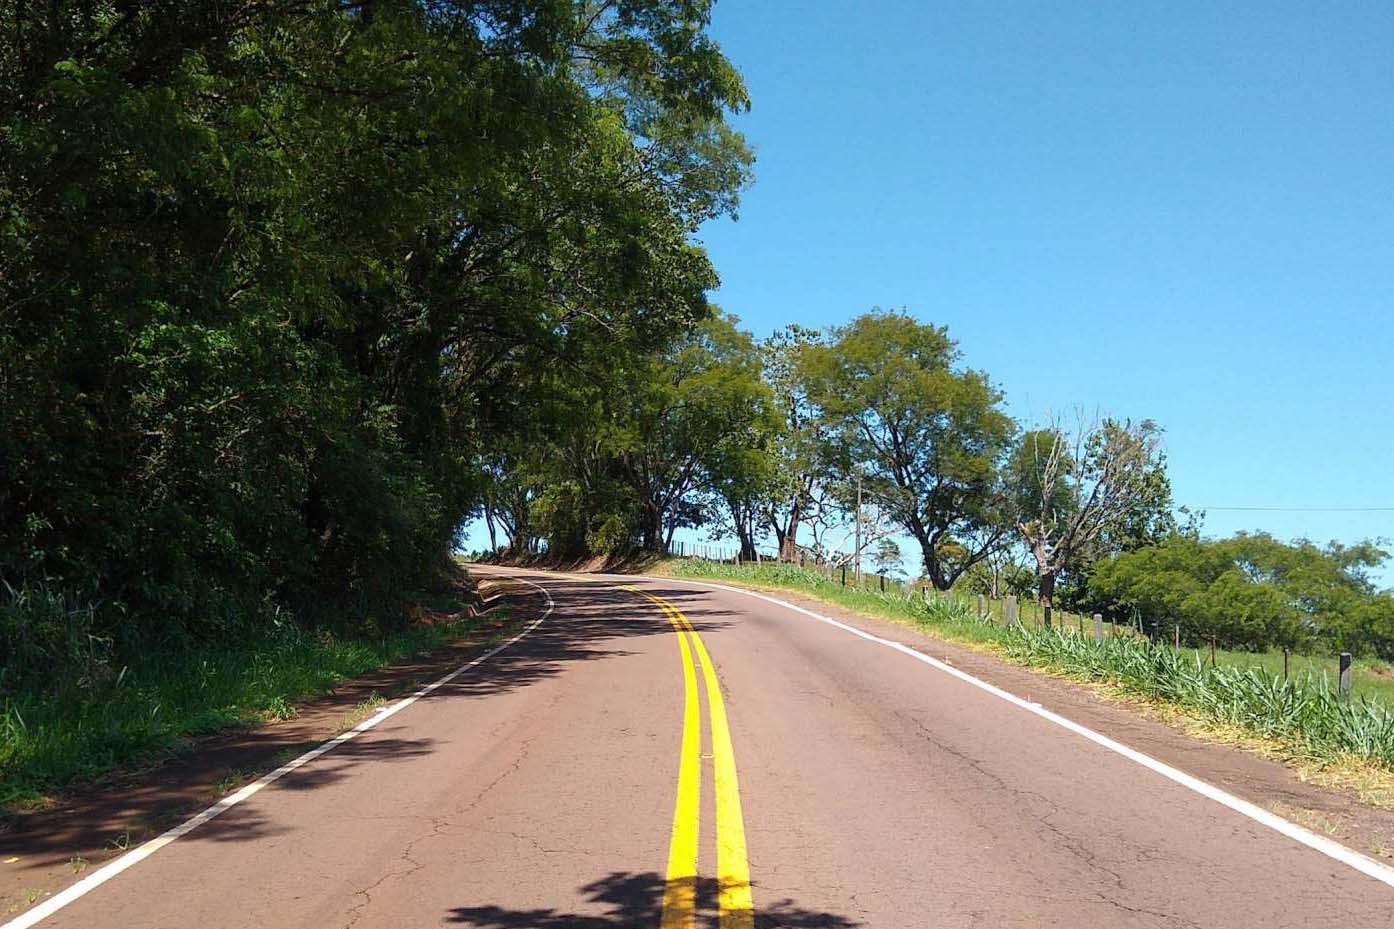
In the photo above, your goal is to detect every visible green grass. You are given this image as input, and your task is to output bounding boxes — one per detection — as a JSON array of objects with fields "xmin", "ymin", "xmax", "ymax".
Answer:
[
  {"xmin": 0, "ymin": 610, "xmax": 499, "ymax": 810},
  {"xmin": 659, "ymin": 558, "xmax": 1394, "ymax": 768}
]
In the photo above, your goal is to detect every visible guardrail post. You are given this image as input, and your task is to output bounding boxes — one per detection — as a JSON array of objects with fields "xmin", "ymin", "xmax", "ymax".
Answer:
[{"xmin": 1005, "ymin": 595, "xmax": 1018, "ymax": 627}]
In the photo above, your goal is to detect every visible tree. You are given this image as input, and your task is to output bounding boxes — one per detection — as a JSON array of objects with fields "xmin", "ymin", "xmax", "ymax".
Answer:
[
  {"xmin": 759, "ymin": 325, "xmax": 825, "ymax": 560},
  {"xmin": 1008, "ymin": 416, "xmax": 1173, "ymax": 612},
  {"xmin": 0, "ymin": 0, "xmax": 753, "ymax": 653},
  {"xmin": 799, "ymin": 311, "xmax": 1015, "ymax": 589},
  {"xmin": 1089, "ymin": 533, "xmax": 1394, "ymax": 654},
  {"xmin": 871, "ymin": 538, "xmax": 905, "ymax": 578},
  {"xmin": 610, "ymin": 314, "xmax": 774, "ymax": 553}
]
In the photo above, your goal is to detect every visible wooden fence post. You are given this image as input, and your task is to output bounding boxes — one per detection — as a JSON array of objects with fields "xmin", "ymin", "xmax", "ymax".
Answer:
[
  {"xmin": 977, "ymin": 594, "xmax": 984, "ymax": 620},
  {"xmin": 1339, "ymin": 652, "xmax": 1353, "ymax": 702}
]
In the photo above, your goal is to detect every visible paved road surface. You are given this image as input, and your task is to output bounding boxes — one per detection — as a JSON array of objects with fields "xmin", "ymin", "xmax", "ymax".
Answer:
[{"xmin": 11, "ymin": 568, "xmax": 1394, "ymax": 928}]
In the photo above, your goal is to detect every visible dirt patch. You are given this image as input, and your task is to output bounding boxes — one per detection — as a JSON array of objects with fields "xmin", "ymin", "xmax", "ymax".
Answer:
[{"xmin": 0, "ymin": 578, "xmax": 543, "ymax": 919}]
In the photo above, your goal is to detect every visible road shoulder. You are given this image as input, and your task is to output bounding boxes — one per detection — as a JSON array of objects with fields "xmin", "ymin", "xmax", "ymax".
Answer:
[{"xmin": 0, "ymin": 578, "xmax": 541, "ymax": 922}]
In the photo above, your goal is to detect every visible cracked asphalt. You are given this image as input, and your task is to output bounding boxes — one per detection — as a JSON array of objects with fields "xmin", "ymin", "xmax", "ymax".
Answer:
[{"xmin": 29, "ymin": 568, "xmax": 1394, "ymax": 928}]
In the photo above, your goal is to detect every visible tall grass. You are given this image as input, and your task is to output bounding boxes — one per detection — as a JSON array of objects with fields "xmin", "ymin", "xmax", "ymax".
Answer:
[
  {"xmin": 1005, "ymin": 626, "xmax": 1394, "ymax": 765},
  {"xmin": 0, "ymin": 608, "xmax": 487, "ymax": 809},
  {"xmin": 662, "ymin": 558, "xmax": 1394, "ymax": 767}
]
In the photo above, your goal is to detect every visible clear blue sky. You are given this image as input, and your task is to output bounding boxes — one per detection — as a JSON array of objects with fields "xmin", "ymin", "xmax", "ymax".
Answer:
[{"xmin": 694, "ymin": 0, "xmax": 1394, "ymax": 572}]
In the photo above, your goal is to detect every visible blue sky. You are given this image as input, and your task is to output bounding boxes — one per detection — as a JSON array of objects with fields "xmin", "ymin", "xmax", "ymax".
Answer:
[
  {"xmin": 691, "ymin": 0, "xmax": 1394, "ymax": 574},
  {"xmin": 463, "ymin": 1, "xmax": 1393, "ymax": 580}
]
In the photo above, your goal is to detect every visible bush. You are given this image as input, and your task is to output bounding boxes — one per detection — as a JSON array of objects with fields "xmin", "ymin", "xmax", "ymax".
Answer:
[{"xmin": 1089, "ymin": 534, "xmax": 1394, "ymax": 656}]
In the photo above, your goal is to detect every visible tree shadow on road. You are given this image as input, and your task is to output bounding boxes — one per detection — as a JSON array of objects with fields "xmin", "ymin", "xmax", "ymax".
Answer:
[
  {"xmin": 444, "ymin": 870, "xmax": 862, "ymax": 928},
  {"xmin": 0, "ymin": 579, "xmax": 745, "ymax": 870}
]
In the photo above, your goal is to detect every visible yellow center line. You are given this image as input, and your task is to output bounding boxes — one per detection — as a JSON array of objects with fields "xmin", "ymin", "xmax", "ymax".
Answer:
[
  {"xmin": 682, "ymin": 619, "xmax": 755, "ymax": 929},
  {"xmin": 623, "ymin": 585, "xmax": 755, "ymax": 929},
  {"xmin": 664, "ymin": 604, "xmax": 702, "ymax": 928}
]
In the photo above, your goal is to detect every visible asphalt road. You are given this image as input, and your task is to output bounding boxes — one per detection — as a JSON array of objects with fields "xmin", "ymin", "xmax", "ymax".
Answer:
[{"xmin": 12, "ymin": 567, "xmax": 1394, "ymax": 928}]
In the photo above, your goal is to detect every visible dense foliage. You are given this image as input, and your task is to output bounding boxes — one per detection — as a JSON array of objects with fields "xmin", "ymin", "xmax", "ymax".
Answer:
[
  {"xmin": 1088, "ymin": 534, "xmax": 1394, "ymax": 657},
  {"xmin": 2, "ymin": 0, "xmax": 751, "ymax": 674}
]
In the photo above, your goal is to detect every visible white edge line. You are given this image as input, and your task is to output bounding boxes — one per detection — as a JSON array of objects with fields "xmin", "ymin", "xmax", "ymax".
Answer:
[
  {"xmin": 2, "ymin": 576, "xmax": 555, "ymax": 929},
  {"xmin": 649, "ymin": 575, "xmax": 1394, "ymax": 891}
]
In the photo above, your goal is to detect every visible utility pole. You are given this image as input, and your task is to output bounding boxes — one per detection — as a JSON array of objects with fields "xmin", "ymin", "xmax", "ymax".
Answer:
[{"xmin": 854, "ymin": 473, "xmax": 863, "ymax": 586}]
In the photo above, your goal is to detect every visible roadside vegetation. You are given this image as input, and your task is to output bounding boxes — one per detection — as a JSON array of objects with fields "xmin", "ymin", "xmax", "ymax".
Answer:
[
  {"xmin": 663, "ymin": 560, "xmax": 1394, "ymax": 773},
  {"xmin": 0, "ymin": 592, "xmax": 499, "ymax": 810},
  {"xmin": 2, "ymin": 4, "xmax": 749, "ymax": 801}
]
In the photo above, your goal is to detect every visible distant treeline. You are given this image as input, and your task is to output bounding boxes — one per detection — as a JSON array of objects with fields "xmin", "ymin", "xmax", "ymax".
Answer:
[
  {"xmin": 4, "ymin": 3, "xmax": 1390, "ymax": 685},
  {"xmin": 479, "ymin": 307, "xmax": 1394, "ymax": 658}
]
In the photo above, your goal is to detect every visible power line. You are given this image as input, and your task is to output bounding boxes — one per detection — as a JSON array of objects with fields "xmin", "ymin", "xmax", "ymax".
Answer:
[{"xmin": 1192, "ymin": 506, "xmax": 1394, "ymax": 513}]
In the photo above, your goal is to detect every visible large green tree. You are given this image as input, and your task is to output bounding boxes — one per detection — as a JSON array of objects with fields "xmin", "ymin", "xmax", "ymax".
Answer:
[
  {"xmin": 613, "ymin": 313, "xmax": 774, "ymax": 553},
  {"xmin": 1, "ymin": 1, "xmax": 752, "ymax": 650},
  {"xmin": 758, "ymin": 325, "xmax": 825, "ymax": 560},
  {"xmin": 799, "ymin": 311, "xmax": 1015, "ymax": 589}
]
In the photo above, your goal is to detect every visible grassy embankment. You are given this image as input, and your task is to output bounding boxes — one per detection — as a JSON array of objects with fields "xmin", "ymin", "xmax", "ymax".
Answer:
[
  {"xmin": 658, "ymin": 559, "xmax": 1394, "ymax": 783},
  {"xmin": 0, "ymin": 591, "xmax": 507, "ymax": 811}
]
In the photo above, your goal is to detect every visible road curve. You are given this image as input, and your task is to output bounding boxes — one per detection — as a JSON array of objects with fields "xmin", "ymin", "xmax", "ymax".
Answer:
[{"xmin": 12, "ymin": 567, "xmax": 1394, "ymax": 928}]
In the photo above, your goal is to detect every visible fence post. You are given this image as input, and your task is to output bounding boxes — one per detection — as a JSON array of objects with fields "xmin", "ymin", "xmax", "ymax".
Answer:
[
  {"xmin": 1339, "ymin": 652, "xmax": 1353, "ymax": 702},
  {"xmin": 1043, "ymin": 605, "xmax": 1052, "ymax": 628},
  {"xmin": 879, "ymin": 574, "xmax": 885, "ymax": 593},
  {"xmin": 840, "ymin": 565, "xmax": 846, "ymax": 586},
  {"xmin": 1005, "ymin": 595, "xmax": 1018, "ymax": 627},
  {"xmin": 1174, "ymin": 624, "xmax": 1180, "ymax": 649},
  {"xmin": 1282, "ymin": 647, "xmax": 1289, "ymax": 682},
  {"xmin": 1092, "ymin": 613, "xmax": 1103, "ymax": 641},
  {"xmin": 977, "ymin": 594, "xmax": 984, "ymax": 620},
  {"xmin": 1209, "ymin": 636, "xmax": 1216, "ymax": 667}
]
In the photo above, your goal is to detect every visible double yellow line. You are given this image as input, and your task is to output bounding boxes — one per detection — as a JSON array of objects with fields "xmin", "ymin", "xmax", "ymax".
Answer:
[{"xmin": 622, "ymin": 587, "xmax": 754, "ymax": 929}]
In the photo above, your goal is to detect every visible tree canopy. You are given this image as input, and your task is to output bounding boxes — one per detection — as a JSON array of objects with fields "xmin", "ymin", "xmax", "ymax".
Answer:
[
  {"xmin": 1, "ymin": 0, "xmax": 751, "ymax": 653},
  {"xmin": 797, "ymin": 311, "xmax": 1015, "ymax": 589}
]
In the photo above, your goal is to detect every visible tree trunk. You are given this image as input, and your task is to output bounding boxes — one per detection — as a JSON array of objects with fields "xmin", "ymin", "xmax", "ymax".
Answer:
[
  {"xmin": 640, "ymin": 501, "xmax": 664, "ymax": 552},
  {"xmin": 483, "ymin": 503, "xmax": 498, "ymax": 553},
  {"xmin": 736, "ymin": 523, "xmax": 756, "ymax": 561},
  {"xmin": 778, "ymin": 510, "xmax": 801, "ymax": 562},
  {"xmin": 772, "ymin": 495, "xmax": 804, "ymax": 563},
  {"xmin": 1038, "ymin": 569, "xmax": 1056, "ymax": 610}
]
